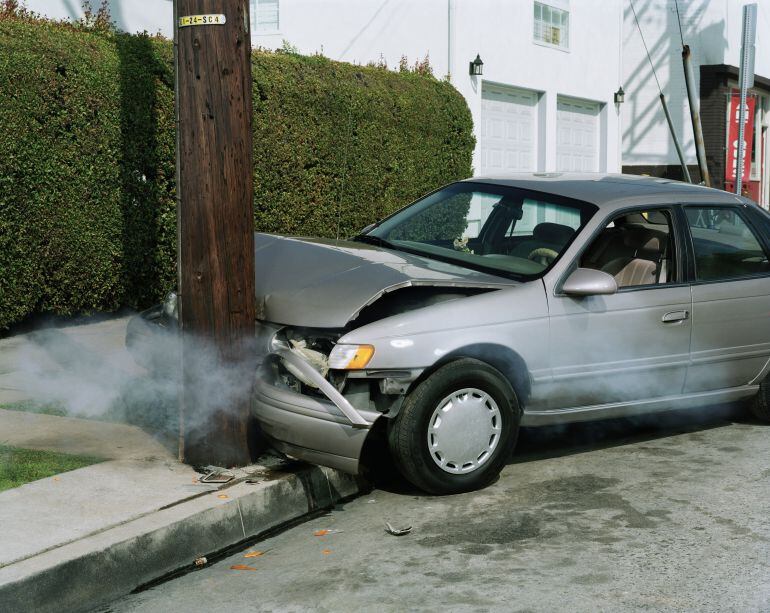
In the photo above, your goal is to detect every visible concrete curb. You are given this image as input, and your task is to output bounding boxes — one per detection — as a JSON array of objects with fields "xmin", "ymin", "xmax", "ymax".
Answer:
[{"xmin": 0, "ymin": 465, "xmax": 367, "ymax": 613}]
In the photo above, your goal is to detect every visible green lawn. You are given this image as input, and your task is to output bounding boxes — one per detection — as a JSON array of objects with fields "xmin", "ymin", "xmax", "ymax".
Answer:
[
  {"xmin": 0, "ymin": 445, "xmax": 102, "ymax": 492},
  {"xmin": 0, "ymin": 400, "xmax": 67, "ymax": 417}
]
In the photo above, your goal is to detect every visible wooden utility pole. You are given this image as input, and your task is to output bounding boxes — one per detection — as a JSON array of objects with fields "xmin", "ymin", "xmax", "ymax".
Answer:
[{"xmin": 174, "ymin": 0, "xmax": 256, "ymax": 466}]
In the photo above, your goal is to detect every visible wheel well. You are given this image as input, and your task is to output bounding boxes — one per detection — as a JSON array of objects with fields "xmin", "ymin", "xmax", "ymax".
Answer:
[{"xmin": 410, "ymin": 344, "xmax": 531, "ymax": 405}]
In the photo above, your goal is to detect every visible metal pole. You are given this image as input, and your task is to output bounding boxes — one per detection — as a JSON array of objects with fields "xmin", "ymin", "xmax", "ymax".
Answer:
[
  {"xmin": 659, "ymin": 93, "xmax": 692, "ymax": 183},
  {"xmin": 175, "ymin": 0, "xmax": 257, "ymax": 467},
  {"xmin": 735, "ymin": 4, "xmax": 757, "ymax": 195},
  {"xmin": 682, "ymin": 45, "xmax": 710, "ymax": 186}
]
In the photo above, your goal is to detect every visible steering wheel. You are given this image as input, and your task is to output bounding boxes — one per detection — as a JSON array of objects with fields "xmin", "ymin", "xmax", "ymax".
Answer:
[{"xmin": 527, "ymin": 247, "xmax": 559, "ymax": 267}]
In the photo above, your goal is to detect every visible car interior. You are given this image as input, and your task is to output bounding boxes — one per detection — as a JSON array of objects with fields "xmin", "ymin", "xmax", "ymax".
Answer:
[{"xmin": 580, "ymin": 210, "xmax": 675, "ymax": 288}]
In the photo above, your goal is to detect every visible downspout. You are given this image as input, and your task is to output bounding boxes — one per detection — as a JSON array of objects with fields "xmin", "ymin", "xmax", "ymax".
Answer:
[
  {"xmin": 447, "ymin": 0, "xmax": 452, "ymax": 82},
  {"xmin": 682, "ymin": 45, "xmax": 711, "ymax": 186}
]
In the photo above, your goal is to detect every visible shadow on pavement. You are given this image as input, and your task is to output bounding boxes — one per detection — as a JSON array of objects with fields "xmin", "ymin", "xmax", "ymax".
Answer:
[{"xmin": 363, "ymin": 402, "xmax": 752, "ymax": 495}]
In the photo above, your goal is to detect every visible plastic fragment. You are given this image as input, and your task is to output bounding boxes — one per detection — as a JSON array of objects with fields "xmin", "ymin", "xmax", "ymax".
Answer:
[
  {"xmin": 385, "ymin": 522, "xmax": 412, "ymax": 536},
  {"xmin": 244, "ymin": 551, "xmax": 264, "ymax": 558},
  {"xmin": 321, "ymin": 549, "xmax": 332, "ymax": 555},
  {"xmin": 230, "ymin": 564, "xmax": 257, "ymax": 571},
  {"xmin": 217, "ymin": 494, "xmax": 229, "ymax": 500},
  {"xmin": 194, "ymin": 556, "xmax": 207, "ymax": 567},
  {"xmin": 314, "ymin": 529, "xmax": 342, "ymax": 536}
]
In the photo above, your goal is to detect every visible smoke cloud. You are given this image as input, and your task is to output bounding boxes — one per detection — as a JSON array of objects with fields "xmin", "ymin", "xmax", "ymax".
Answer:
[{"xmin": 14, "ymin": 316, "xmax": 261, "ymax": 454}]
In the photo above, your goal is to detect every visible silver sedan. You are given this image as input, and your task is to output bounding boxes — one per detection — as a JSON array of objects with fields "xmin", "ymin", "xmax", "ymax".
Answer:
[{"xmin": 246, "ymin": 174, "xmax": 770, "ymax": 494}]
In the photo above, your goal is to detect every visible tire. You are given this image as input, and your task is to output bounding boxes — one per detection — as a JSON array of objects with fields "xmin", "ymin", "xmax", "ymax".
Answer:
[
  {"xmin": 387, "ymin": 358, "xmax": 520, "ymax": 495},
  {"xmin": 750, "ymin": 377, "xmax": 770, "ymax": 422}
]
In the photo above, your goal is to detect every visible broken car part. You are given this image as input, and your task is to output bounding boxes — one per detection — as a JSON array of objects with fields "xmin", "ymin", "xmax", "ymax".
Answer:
[{"xmin": 385, "ymin": 523, "xmax": 412, "ymax": 536}]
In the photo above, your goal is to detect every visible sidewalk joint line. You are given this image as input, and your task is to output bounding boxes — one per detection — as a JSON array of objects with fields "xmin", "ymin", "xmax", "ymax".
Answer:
[{"xmin": 236, "ymin": 499, "xmax": 246, "ymax": 538}]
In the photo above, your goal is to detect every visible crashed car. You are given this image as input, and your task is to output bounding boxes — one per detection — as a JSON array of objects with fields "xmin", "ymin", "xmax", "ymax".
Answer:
[{"xmin": 129, "ymin": 174, "xmax": 770, "ymax": 494}]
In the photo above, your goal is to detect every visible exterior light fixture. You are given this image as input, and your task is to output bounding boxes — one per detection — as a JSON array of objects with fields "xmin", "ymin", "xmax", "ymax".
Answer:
[
  {"xmin": 614, "ymin": 86, "xmax": 625, "ymax": 104},
  {"xmin": 469, "ymin": 54, "xmax": 483, "ymax": 76}
]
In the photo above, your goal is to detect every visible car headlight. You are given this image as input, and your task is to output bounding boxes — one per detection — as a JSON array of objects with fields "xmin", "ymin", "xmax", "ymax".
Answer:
[{"xmin": 328, "ymin": 344, "xmax": 375, "ymax": 370}]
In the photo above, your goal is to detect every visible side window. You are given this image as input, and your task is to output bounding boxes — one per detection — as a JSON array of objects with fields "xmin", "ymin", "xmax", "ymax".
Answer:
[
  {"xmin": 580, "ymin": 209, "xmax": 676, "ymax": 288},
  {"xmin": 685, "ymin": 207, "xmax": 770, "ymax": 281}
]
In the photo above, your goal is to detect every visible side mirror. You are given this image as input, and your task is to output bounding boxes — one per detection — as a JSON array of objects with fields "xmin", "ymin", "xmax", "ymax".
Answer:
[{"xmin": 562, "ymin": 268, "xmax": 618, "ymax": 296}]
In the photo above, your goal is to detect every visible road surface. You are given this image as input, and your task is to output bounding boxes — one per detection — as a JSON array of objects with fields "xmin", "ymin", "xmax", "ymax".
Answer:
[{"xmin": 108, "ymin": 405, "xmax": 770, "ymax": 612}]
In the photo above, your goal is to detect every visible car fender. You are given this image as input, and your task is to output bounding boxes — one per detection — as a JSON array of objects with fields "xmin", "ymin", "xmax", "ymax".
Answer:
[{"xmin": 411, "ymin": 344, "xmax": 530, "ymax": 407}]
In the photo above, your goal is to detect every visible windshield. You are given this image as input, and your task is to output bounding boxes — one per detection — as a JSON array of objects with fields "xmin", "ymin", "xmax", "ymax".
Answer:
[{"xmin": 362, "ymin": 182, "xmax": 597, "ymax": 279}]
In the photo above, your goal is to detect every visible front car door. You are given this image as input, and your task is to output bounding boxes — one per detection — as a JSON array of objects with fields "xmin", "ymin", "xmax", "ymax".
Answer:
[
  {"xmin": 540, "ymin": 206, "xmax": 693, "ymax": 416},
  {"xmin": 681, "ymin": 203, "xmax": 770, "ymax": 393}
]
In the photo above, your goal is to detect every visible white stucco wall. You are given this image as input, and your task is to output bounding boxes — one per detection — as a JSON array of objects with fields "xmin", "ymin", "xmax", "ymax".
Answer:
[
  {"xmin": 25, "ymin": 0, "xmax": 174, "ymax": 36},
  {"xmin": 622, "ymin": 0, "xmax": 770, "ymax": 167}
]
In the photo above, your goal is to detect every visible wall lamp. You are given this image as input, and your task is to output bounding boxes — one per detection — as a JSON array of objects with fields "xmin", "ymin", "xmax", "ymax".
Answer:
[
  {"xmin": 469, "ymin": 54, "xmax": 483, "ymax": 76},
  {"xmin": 614, "ymin": 86, "xmax": 625, "ymax": 104}
]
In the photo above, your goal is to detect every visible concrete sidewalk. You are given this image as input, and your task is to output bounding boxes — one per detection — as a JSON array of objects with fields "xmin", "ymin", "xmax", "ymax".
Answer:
[{"xmin": 0, "ymin": 316, "xmax": 368, "ymax": 612}]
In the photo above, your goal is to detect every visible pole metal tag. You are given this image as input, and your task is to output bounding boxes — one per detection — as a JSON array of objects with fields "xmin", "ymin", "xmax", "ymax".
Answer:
[{"xmin": 179, "ymin": 14, "xmax": 226, "ymax": 27}]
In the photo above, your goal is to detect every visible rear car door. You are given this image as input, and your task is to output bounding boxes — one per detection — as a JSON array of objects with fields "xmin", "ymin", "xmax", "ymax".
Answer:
[
  {"xmin": 544, "ymin": 206, "xmax": 692, "ymax": 409},
  {"xmin": 681, "ymin": 204, "xmax": 770, "ymax": 392}
]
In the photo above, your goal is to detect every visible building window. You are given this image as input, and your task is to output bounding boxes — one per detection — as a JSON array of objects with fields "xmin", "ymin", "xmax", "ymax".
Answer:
[
  {"xmin": 534, "ymin": 2, "xmax": 569, "ymax": 49},
  {"xmin": 254, "ymin": 0, "xmax": 279, "ymax": 33}
]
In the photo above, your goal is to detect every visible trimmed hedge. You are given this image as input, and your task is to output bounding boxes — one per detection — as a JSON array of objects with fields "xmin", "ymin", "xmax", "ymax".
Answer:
[{"xmin": 0, "ymin": 16, "xmax": 474, "ymax": 329}]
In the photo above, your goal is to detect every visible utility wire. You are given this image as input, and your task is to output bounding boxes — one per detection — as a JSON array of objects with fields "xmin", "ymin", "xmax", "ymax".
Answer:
[
  {"xmin": 629, "ymin": 0, "xmax": 663, "ymax": 94},
  {"xmin": 673, "ymin": 0, "xmax": 685, "ymax": 47}
]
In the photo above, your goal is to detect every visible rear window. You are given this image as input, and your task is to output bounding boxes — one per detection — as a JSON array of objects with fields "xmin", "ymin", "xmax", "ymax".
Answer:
[{"xmin": 685, "ymin": 207, "xmax": 770, "ymax": 281}]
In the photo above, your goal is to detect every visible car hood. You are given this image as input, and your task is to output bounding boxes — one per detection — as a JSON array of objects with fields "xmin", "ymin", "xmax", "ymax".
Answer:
[{"xmin": 253, "ymin": 233, "xmax": 516, "ymax": 328}]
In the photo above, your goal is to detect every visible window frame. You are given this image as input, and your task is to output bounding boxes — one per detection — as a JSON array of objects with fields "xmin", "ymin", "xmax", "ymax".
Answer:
[
  {"xmin": 680, "ymin": 203, "xmax": 770, "ymax": 285},
  {"xmin": 556, "ymin": 204, "xmax": 687, "ymax": 295},
  {"xmin": 253, "ymin": 0, "xmax": 280, "ymax": 34},
  {"xmin": 533, "ymin": 1, "xmax": 570, "ymax": 52}
]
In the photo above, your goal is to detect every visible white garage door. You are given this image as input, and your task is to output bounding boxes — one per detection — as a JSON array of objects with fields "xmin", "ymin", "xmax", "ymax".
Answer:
[
  {"xmin": 481, "ymin": 85, "xmax": 538, "ymax": 175},
  {"xmin": 556, "ymin": 97, "xmax": 600, "ymax": 172}
]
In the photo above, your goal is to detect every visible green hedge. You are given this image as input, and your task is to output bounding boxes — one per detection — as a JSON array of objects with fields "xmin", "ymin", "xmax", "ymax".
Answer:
[{"xmin": 0, "ymin": 16, "xmax": 474, "ymax": 329}]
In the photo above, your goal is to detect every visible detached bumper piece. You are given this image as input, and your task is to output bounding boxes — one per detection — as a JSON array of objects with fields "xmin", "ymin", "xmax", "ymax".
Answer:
[{"xmin": 252, "ymin": 346, "xmax": 380, "ymax": 475}]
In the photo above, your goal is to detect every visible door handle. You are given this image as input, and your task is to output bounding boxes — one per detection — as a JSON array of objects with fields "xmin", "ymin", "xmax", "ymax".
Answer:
[{"xmin": 662, "ymin": 310, "xmax": 689, "ymax": 323}]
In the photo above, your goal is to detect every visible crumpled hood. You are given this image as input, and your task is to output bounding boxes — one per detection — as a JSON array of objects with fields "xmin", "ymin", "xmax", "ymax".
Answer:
[{"xmin": 253, "ymin": 233, "xmax": 516, "ymax": 328}]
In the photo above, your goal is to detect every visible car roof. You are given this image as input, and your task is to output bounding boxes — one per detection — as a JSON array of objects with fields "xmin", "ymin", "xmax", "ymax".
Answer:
[{"xmin": 465, "ymin": 173, "xmax": 750, "ymax": 211}]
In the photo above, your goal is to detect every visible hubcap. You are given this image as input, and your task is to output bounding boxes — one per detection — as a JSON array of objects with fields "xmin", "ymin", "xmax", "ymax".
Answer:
[{"xmin": 426, "ymin": 388, "xmax": 502, "ymax": 475}]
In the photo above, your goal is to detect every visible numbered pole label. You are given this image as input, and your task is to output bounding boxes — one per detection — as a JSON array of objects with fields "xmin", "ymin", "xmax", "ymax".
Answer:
[{"xmin": 179, "ymin": 14, "xmax": 226, "ymax": 27}]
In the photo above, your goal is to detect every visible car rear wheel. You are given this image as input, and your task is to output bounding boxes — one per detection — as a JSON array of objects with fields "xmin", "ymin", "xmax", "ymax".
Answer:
[
  {"xmin": 387, "ymin": 358, "xmax": 519, "ymax": 494},
  {"xmin": 750, "ymin": 377, "xmax": 770, "ymax": 422}
]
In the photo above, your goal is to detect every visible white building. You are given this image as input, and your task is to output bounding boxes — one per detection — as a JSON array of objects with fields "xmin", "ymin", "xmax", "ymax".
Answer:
[
  {"xmin": 622, "ymin": 0, "xmax": 770, "ymax": 206},
  {"xmin": 28, "ymin": 0, "xmax": 625, "ymax": 179}
]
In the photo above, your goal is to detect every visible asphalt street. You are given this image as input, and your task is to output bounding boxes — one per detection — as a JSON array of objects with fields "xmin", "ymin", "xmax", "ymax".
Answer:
[{"xmin": 107, "ymin": 404, "xmax": 770, "ymax": 613}]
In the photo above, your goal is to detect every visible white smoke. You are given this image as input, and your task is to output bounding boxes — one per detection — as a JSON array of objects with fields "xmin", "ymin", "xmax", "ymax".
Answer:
[{"xmin": 14, "ymin": 316, "xmax": 261, "ymax": 455}]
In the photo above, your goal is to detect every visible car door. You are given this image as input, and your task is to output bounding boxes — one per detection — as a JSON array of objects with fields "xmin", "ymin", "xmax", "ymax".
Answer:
[
  {"xmin": 681, "ymin": 204, "xmax": 770, "ymax": 392},
  {"xmin": 542, "ymin": 206, "xmax": 693, "ymax": 410}
]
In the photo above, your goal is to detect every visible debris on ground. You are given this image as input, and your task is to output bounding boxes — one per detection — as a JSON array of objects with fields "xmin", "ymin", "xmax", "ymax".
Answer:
[
  {"xmin": 199, "ymin": 469, "xmax": 234, "ymax": 484},
  {"xmin": 217, "ymin": 494, "xmax": 229, "ymax": 500},
  {"xmin": 385, "ymin": 522, "xmax": 412, "ymax": 536},
  {"xmin": 244, "ymin": 550, "xmax": 268, "ymax": 558},
  {"xmin": 194, "ymin": 556, "xmax": 207, "ymax": 567},
  {"xmin": 321, "ymin": 549, "xmax": 332, "ymax": 555},
  {"xmin": 230, "ymin": 564, "xmax": 257, "ymax": 571},
  {"xmin": 313, "ymin": 529, "xmax": 343, "ymax": 536}
]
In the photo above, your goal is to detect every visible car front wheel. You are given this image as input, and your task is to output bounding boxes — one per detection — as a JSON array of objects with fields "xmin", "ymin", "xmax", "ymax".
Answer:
[{"xmin": 387, "ymin": 358, "xmax": 520, "ymax": 494}]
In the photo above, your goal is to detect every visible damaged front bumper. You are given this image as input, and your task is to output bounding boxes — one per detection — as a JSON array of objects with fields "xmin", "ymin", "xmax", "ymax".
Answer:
[{"xmin": 252, "ymin": 325, "xmax": 382, "ymax": 475}]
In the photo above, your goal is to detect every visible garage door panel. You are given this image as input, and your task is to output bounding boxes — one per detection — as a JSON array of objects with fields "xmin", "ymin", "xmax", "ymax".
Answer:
[
  {"xmin": 481, "ymin": 85, "xmax": 537, "ymax": 174},
  {"xmin": 557, "ymin": 97, "xmax": 600, "ymax": 173}
]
